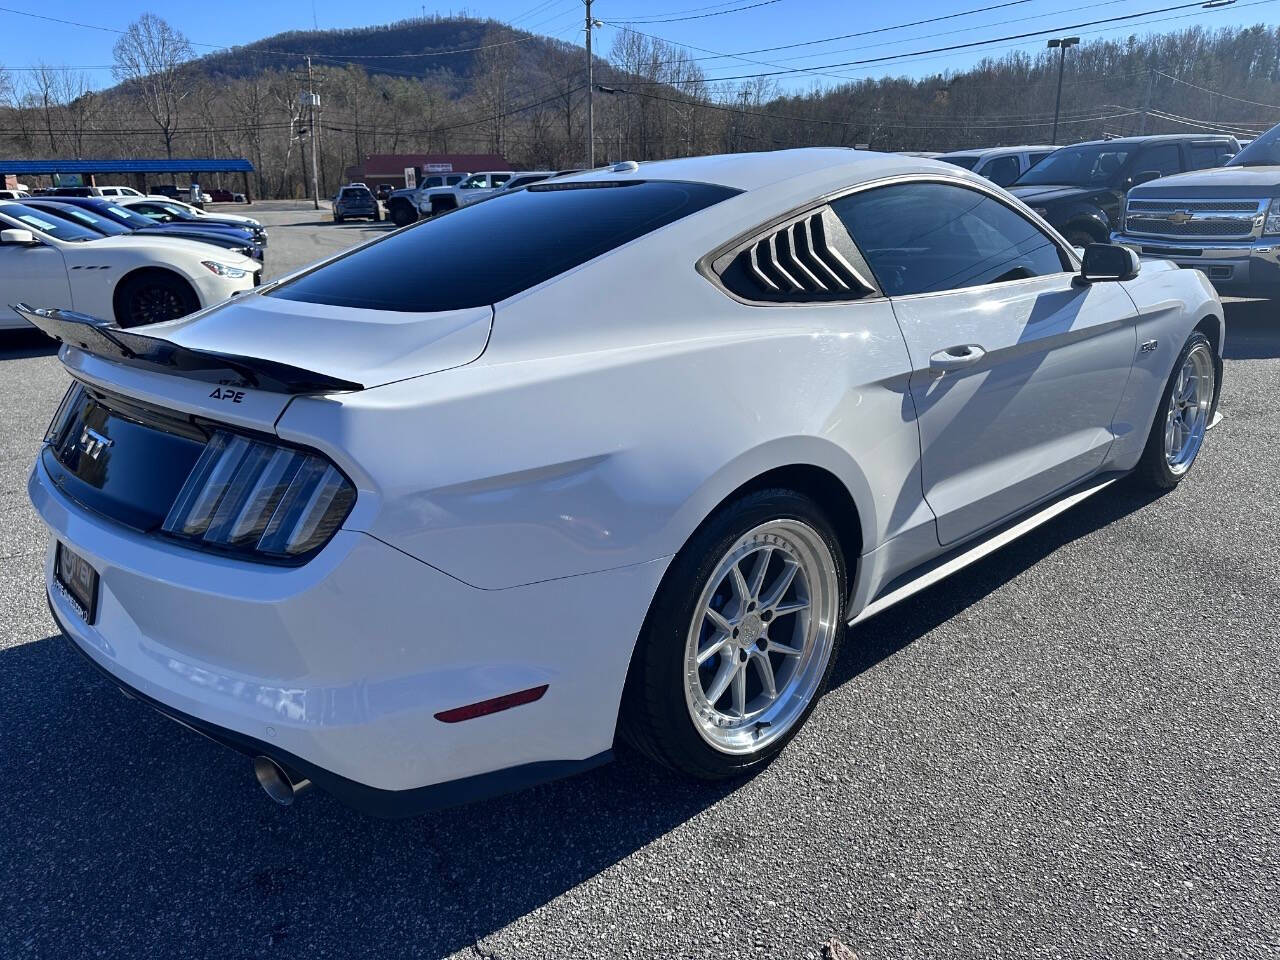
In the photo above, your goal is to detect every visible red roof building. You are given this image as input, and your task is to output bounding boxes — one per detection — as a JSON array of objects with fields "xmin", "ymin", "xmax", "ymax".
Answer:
[{"xmin": 344, "ymin": 153, "xmax": 509, "ymax": 189}]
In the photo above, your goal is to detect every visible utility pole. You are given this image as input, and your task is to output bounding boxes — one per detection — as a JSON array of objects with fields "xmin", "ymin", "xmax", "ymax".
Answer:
[
  {"xmin": 1046, "ymin": 36, "xmax": 1079, "ymax": 145},
  {"xmin": 1139, "ymin": 69, "xmax": 1157, "ymax": 134},
  {"xmin": 585, "ymin": 0, "xmax": 595, "ymax": 168},
  {"xmin": 306, "ymin": 56, "xmax": 320, "ymax": 210}
]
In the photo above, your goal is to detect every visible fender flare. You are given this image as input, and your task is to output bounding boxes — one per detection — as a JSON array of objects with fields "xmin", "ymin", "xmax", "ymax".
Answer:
[{"xmin": 661, "ymin": 435, "xmax": 878, "ymax": 566}]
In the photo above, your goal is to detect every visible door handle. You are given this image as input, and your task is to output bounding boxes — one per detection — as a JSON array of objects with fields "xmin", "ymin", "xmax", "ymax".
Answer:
[{"xmin": 929, "ymin": 344, "xmax": 987, "ymax": 373}]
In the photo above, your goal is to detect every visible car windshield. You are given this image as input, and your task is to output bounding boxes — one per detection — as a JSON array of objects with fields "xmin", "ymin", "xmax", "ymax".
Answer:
[
  {"xmin": 1015, "ymin": 144, "xmax": 1131, "ymax": 186},
  {"xmin": 31, "ymin": 204, "xmax": 131, "ymax": 235},
  {"xmin": 100, "ymin": 203, "xmax": 156, "ymax": 228},
  {"xmin": 1228, "ymin": 123, "xmax": 1280, "ymax": 167},
  {"xmin": 941, "ymin": 156, "xmax": 980, "ymax": 170},
  {"xmin": 1, "ymin": 203, "xmax": 101, "ymax": 241},
  {"xmin": 138, "ymin": 201, "xmax": 194, "ymax": 220},
  {"xmin": 269, "ymin": 179, "xmax": 739, "ymax": 312}
]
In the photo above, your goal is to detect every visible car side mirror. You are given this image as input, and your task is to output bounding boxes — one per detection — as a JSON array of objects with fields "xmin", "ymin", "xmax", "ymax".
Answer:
[
  {"xmin": 0, "ymin": 228, "xmax": 37, "ymax": 245},
  {"xmin": 1079, "ymin": 243, "xmax": 1140, "ymax": 283},
  {"xmin": 1131, "ymin": 169, "xmax": 1162, "ymax": 187}
]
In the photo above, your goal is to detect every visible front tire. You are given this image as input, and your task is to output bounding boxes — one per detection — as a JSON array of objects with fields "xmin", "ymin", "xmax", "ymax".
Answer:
[
  {"xmin": 114, "ymin": 271, "xmax": 199, "ymax": 328},
  {"xmin": 1065, "ymin": 227, "xmax": 1098, "ymax": 248},
  {"xmin": 1134, "ymin": 331, "xmax": 1216, "ymax": 489},
  {"xmin": 389, "ymin": 203, "xmax": 416, "ymax": 227},
  {"xmin": 620, "ymin": 489, "xmax": 846, "ymax": 780}
]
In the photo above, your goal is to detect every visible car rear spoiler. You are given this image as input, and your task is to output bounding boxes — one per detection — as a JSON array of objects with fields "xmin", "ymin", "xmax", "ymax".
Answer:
[{"xmin": 11, "ymin": 303, "xmax": 364, "ymax": 394}]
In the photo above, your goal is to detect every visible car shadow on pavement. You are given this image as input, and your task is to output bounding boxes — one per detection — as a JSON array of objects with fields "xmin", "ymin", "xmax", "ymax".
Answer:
[
  {"xmin": 0, "ymin": 329, "xmax": 58, "ymax": 361},
  {"xmin": 1222, "ymin": 299, "xmax": 1280, "ymax": 359},
  {"xmin": 833, "ymin": 478, "xmax": 1164, "ymax": 688},
  {"xmin": 293, "ymin": 219, "xmax": 397, "ymax": 230},
  {"xmin": 0, "ymin": 482, "xmax": 1163, "ymax": 959}
]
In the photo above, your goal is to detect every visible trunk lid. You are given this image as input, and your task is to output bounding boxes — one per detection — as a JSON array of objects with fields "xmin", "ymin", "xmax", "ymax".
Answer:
[{"xmin": 139, "ymin": 291, "xmax": 494, "ymax": 390}]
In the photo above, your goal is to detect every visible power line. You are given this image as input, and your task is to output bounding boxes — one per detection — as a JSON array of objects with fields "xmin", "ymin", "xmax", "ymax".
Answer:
[
  {"xmin": 1156, "ymin": 70, "xmax": 1280, "ymax": 111},
  {"xmin": 609, "ymin": 0, "xmax": 1265, "ymax": 86},
  {"xmin": 608, "ymin": 0, "xmax": 774, "ymax": 19},
  {"xmin": 610, "ymin": 0, "xmax": 783, "ymax": 24},
  {"xmin": 0, "ymin": 4, "xmax": 573, "ymax": 63},
  {"xmin": 603, "ymin": 0, "xmax": 1132, "ymax": 87},
  {"xmin": 604, "ymin": 0, "xmax": 1038, "ymax": 59}
]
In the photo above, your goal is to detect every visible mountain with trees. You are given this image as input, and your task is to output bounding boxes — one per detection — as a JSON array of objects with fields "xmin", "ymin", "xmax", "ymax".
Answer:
[{"xmin": 2, "ymin": 14, "xmax": 1279, "ymax": 199}]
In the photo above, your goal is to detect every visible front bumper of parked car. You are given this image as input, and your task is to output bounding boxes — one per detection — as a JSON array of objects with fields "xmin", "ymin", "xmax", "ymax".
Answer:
[
  {"xmin": 31, "ymin": 456, "xmax": 664, "ymax": 816},
  {"xmin": 1112, "ymin": 232, "xmax": 1280, "ymax": 297}
]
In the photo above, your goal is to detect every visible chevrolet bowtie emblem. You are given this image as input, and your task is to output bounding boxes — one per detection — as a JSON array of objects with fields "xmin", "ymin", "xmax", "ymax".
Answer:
[{"xmin": 1166, "ymin": 210, "xmax": 1193, "ymax": 224}]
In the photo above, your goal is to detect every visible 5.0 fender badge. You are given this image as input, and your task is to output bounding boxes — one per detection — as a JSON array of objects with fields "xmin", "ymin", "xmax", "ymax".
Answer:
[{"xmin": 1140, "ymin": 339, "xmax": 1159, "ymax": 354}]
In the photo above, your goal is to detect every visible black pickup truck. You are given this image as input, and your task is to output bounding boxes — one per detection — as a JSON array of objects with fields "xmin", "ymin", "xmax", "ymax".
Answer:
[{"xmin": 1008, "ymin": 134, "xmax": 1239, "ymax": 248}]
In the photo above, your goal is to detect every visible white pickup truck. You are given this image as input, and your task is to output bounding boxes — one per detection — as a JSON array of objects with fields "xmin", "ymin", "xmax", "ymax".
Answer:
[
  {"xmin": 387, "ymin": 171, "xmax": 512, "ymax": 225},
  {"xmin": 386, "ymin": 171, "xmax": 561, "ymax": 225}
]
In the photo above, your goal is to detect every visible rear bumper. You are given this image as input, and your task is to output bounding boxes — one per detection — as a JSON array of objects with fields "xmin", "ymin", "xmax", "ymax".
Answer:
[
  {"xmin": 30, "ymin": 456, "xmax": 664, "ymax": 815},
  {"xmin": 1112, "ymin": 233, "xmax": 1280, "ymax": 297},
  {"xmin": 48, "ymin": 594, "xmax": 609, "ymax": 818}
]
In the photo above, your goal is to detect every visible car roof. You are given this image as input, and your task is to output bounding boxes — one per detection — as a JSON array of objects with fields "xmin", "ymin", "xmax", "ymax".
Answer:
[
  {"xmin": 557, "ymin": 147, "xmax": 984, "ymax": 194},
  {"xmin": 1060, "ymin": 134, "xmax": 1236, "ymax": 148},
  {"xmin": 939, "ymin": 145, "xmax": 1056, "ymax": 160}
]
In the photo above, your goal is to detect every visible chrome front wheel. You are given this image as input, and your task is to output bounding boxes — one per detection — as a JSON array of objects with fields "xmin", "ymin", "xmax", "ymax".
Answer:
[
  {"xmin": 1163, "ymin": 341, "xmax": 1214, "ymax": 476},
  {"xmin": 682, "ymin": 518, "xmax": 840, "ymax": 755}
]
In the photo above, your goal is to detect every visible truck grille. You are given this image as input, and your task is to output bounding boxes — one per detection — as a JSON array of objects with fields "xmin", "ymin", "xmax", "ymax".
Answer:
[{"xmin": 1124, "ymin": 198, "xmax": 1264, "ymax": 240}]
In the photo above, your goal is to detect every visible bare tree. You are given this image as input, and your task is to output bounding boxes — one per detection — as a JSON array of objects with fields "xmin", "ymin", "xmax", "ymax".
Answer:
[
  {"xmin": 473, "ymin": 27, "xmax": 518, "ymax": 156},
  {"xmin": 112, "ymin": 14, "xmax": 193, "ymax": 158},
  {"xmin": 54, "ymin": 69, "xmax": 100, "ymax": 157},
  {"xmin": 26, "ymin": 64, "xmax": 59, "ymax": 151}
]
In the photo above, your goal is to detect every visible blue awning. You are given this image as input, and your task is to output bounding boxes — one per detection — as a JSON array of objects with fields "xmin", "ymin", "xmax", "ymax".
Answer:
[{"xmin": 0, "ymin": 158, "xmax": 254, "ymax": 174}]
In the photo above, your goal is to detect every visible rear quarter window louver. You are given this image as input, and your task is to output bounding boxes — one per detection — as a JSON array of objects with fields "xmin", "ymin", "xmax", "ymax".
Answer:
[{"xmin": 715, "ymin": 207, "xmax": 878, "ymax": 304}]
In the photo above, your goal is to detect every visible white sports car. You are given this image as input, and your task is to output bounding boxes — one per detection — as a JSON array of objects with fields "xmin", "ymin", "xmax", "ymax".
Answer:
[
  {"xmin": 27, "ymin": 150, "xmax": 1222, "ymax": 816},
  {"xmin": 0, "ymin": 200, "xmax": 260, "ymax": 330}
]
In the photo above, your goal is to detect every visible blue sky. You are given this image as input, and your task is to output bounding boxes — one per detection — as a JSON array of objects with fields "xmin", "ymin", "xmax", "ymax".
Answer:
[{"xmin": 0, "ymin": 0, "xmax": 1273, "ymax": 94}]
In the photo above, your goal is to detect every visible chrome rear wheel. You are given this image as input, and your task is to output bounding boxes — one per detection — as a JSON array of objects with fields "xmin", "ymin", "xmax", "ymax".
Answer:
[{"xmin": 683, "ymin": 518, "xmax": 840, "ymax": 755}]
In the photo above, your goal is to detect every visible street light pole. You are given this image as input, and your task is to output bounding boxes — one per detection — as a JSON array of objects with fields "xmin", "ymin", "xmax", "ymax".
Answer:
[{"xmin": 1047, "ymin": 36, "xmax": 1079, "ymax": 146}]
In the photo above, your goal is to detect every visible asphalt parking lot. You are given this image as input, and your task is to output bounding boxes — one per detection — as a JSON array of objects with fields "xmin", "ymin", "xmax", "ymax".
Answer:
[{"xmin": 1, "ymin": 204, "xmax": 1277, "ymax": 959}]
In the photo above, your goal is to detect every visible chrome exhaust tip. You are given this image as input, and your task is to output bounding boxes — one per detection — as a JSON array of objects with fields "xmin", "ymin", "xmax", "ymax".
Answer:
[{"xmin": 252, "ymin": 756, "xmax": 312, "ymax": 806}]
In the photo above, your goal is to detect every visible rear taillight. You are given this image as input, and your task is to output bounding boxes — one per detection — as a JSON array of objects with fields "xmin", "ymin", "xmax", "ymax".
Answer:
[{"xmin": 162, "ymin": 429, "xmax": 355, "ymax": 562}]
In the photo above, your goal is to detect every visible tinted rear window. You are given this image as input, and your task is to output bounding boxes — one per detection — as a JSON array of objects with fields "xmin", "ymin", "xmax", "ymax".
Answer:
[{"xmin": 269, "ymin": 180, "xmax": 739, "ymax": 312}]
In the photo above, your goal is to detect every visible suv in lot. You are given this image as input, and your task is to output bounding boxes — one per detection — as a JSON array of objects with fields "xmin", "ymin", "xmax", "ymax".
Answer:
[
  {"xmin": 938, "ymin": 145, "xmax": 1056, "ymax": 186},
  {"xmin": 333, "ymin": 184, "xmax": 381, "ymax": 223},
  {"xmin": 96, "ymin": 185, "xmax": 145, "ymax": 198},
  {"xmin": 1112, "ymin": 121, "xmax": 1280, "ymax": 297},
  {"xmin": 1009, "ymin": 134, "xmax": 1239, "ymax": 248}
]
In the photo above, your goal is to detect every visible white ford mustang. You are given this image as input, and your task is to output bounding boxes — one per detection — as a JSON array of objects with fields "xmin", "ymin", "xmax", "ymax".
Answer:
[
  {"xmin": 0, "ymin": 200, "xmax": 260, "ymax": 330},
  {"xmin": 27, "ymin": 150, "xmax": 1222, "ymax": 816}
]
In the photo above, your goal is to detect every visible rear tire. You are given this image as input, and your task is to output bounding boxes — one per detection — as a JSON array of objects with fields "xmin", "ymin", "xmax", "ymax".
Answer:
[
  {"xmin": 1133, "ymin": 331, "xmax": 1216, "ymax": 490},
  {"xmin": 620, "ymin": 489, "xmax": 847, "ymax": 780},
  {"xmin": 114, "ymin": 271, "xmax": 199, "ymax": 329}
]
